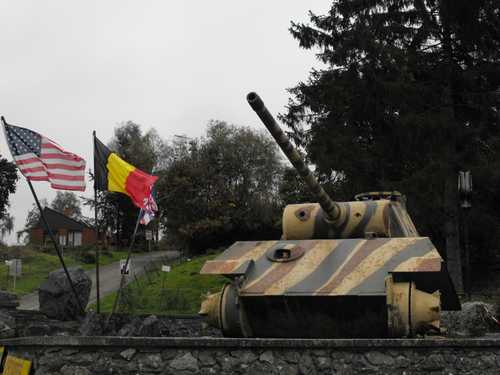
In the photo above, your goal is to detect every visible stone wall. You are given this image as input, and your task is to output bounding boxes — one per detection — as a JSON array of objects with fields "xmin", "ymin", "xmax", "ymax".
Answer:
[
  {"xmin": 1, "ymin": 309, "xmax": 219, "ymax": 338},
  {"xmin": 2, "ymin": 336, "xmax": 500, "ymax": 375}
]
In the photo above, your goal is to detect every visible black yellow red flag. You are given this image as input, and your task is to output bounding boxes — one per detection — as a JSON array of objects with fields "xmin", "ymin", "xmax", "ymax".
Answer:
[{"xmin": 93, "ymin": 134, "xmax": 157, "ymax": 209}]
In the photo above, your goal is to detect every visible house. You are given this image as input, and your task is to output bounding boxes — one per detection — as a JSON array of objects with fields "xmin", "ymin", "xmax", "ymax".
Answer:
[{"xmin": 30, "ymin": 207, "xmax": 97, "ymax": 247}]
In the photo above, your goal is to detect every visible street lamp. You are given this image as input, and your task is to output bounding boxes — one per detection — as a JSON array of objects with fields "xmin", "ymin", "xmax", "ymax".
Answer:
[{"xmin": 458, "ymin": 170, "xmax": 472, "ymax": 298}]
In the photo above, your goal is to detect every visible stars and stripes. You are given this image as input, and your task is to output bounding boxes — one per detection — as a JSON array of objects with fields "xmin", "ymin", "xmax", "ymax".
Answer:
[{"xmin": 2, "ymin": 118, "xmax": 86, "ymax": 191}]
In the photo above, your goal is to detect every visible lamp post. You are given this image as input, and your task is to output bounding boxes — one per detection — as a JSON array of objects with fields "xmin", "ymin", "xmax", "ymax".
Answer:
[{"xmin": 458, "ymin": 170, "xmax": 472, "ymax": 298}]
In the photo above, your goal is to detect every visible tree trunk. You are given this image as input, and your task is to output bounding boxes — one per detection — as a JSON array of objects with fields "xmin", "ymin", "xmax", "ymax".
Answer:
[
  {"xmin": 444, "ymin": 174, "xmax": 463, "ymax": 293},
  {"xmin": 440, "ymin": 0, "xmax": 463, "ymax": 294}
]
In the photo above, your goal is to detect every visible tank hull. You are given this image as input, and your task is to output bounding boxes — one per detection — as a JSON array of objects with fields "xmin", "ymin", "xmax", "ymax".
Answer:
[
  {"xmin": 200, "ymin": 238, "xmax": 458, "ymax": 338},
  {"xmin": 240, "ymin": 295, "xmax": 387, "ymax": 338}
]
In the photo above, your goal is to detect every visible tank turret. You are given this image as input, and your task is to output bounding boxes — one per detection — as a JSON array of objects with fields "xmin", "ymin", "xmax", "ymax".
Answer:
[{"xmin": 199, "ymin": 92, "xmax": 460, "ymax": 338}]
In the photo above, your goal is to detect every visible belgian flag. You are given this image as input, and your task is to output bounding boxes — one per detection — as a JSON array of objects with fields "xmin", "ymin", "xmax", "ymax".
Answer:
[{"xmin": 93, "ymin": 133, "xmax": 157, "ymax": 209}]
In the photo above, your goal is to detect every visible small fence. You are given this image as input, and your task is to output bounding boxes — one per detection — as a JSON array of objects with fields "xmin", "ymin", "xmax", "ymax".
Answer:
[{"xmin": 115, "ymin": 255, "xmax": 212, "ymax": 315}]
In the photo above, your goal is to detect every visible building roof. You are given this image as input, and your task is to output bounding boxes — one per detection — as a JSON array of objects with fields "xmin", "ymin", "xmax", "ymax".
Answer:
[{"xmin": 33, "ymin": 207, "xmax": 92, "ymax": 231}]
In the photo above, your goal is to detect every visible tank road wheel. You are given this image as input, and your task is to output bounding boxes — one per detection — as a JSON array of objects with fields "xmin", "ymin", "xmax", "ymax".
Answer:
[
  {"xmin": 385, "ymin": 275, "xmax": 441, "ymax": 337},
  {"xmin": 219, "ymin": 283, "xmax": 253, "ymax": 337},
  {"xmin": 199, "ymin": 283, "xmax": 252, "ymax": 337}
]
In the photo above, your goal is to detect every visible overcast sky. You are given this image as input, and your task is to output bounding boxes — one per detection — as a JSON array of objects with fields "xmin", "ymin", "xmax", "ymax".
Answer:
[{"xmin": 0, "ymin": 1, "xmax": 331, "ymax": 244}]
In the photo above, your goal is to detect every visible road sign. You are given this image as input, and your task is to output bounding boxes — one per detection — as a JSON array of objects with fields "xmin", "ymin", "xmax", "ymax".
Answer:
[
  {"xmin": 145, "ymin": 230, "xmax": 153, "ymax": 240},
  {"xmin": 161, "ymin": 265, "xmax": 171, "ymax": 272},
  {"xmin": 7, "ymin": 259, "xmax": 21, "ymax": 277},
  {"xmin": 120, "ymin": 259, "xmax": 132, "ymax": 275}
]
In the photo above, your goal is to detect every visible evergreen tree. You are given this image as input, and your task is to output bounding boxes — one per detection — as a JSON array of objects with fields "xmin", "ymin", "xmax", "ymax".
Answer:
[
  {"xmin": 51, "ymin": 192, "xmax": 82, "ymax": 219},
  {"xmin": 284, "ymin": 0, "xmax": 500, "ymax": 291},
  {"xmin": 0, "ymin": 154, "xmax": 18, "ymax": 220}
]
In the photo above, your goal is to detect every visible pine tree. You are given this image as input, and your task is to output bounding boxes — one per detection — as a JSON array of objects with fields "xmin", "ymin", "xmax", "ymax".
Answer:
[{"xmin": 284, "ymin": 0, "xmax": 500, "ymax": 291}]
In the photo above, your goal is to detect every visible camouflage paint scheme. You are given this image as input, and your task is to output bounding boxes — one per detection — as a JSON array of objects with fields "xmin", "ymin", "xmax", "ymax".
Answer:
[
  {"xmin": 200, "ymin": 237, "xmax": 458, "ymax": 310},
  {"xmin": 283, "ymin": 199, "xmax": 418, "ymax": 240},
  {"xmin": 198, "ymin": 92, "xmax": 460, "ymax": 338}
]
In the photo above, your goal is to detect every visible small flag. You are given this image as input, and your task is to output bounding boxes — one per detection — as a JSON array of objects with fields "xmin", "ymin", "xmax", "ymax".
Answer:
[
  {"xmin": 140, "ymin": 189, "xmax": 158, "ymax": 225},
  {"xmin": 2, "ymin": 117, "xmax": 86, "ymax": 191},
  {"xmin": 93, "ymin": 134, "xmax": 157, "ymax": 209}
]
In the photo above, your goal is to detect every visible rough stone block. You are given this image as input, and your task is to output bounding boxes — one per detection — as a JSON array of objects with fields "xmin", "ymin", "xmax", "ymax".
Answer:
[
  {"xmin": 39, "ymin": 267, "xmax": 91, "ymax": 321},
  {"xmin": 120, "ymin": 348, "xmax": 137, "ymax": 361},
  {"xmin": 169, "ymin": 352, "xmax": 199, "ymax": 372}
]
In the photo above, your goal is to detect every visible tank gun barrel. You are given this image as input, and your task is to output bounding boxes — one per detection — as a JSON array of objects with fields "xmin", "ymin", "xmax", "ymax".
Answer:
[{"xmin": 247, "ymin": 92, "xmax": 341, "ymax": 223}]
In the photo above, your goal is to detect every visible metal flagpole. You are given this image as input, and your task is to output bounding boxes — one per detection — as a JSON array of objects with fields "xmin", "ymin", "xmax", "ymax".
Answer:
[
  {"xmin": 105, "ymin": 207, "xmax": 143, "ymax": 327},
  {"xmin": 1, "ymin": 116, "xmax": 84, "ymax": 314},
  {"xmin": 93, "ymin": 131, "xmax": 101, "ymax": 313},
  {"xmin": 27, "ymin": 180, "xmax": 85, "ymax": 314},
  {"xmin": 105, "ymin": 166, "xmax": 156, "ymax": 326}
]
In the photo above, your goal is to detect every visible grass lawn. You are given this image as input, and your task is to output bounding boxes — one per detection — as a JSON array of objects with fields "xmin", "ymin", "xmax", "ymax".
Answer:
[
  {"xmin": 96, "ymin": 253, "xmax": 227, "ymax": 314},
  {"xmin": 0, "ymin": 248, "xmax": 130, "ymax": 296}
]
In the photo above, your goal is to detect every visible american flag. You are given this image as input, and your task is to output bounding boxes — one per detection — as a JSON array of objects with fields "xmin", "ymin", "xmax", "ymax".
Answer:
[{"xmin": 2, "ymin": 118, "xmax": 86, "ymax": 191}]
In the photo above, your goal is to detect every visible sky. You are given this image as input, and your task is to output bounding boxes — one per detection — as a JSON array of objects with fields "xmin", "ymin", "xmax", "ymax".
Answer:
[{"xmin": 0, "ymin": 1, "xmax": 331, "ymax": 244}]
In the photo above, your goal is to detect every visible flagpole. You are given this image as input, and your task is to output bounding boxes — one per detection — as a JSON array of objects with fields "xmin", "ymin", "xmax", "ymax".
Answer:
[
  {"xmin": 105, "ymin": 207, "xmax": 143, "ymax": 327},
  {"xmin": 93, "ymin": 131, "xmax": 101, "ymax": 314},
  {"xmin": 2, "ymin": 116, "xmax": 84, "ymax": 315},
  {"xmin": 27, "ymin": 180, "xmax": 85, "ymax": 314},
  {"xmin": 105, "ymin": 166, "xmax": 156, "ymax": 325}
]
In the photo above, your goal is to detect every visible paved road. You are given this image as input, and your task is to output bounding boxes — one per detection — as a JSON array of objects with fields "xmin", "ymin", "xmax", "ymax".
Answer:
[{"xmin": 19, "ymin": 250, "xmax": 179, "ymax": 310}]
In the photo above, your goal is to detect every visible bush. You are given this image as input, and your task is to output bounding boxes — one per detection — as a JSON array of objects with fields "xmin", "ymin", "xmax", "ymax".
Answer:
[
  {"xmin": 73, "ymin": 248, "xmax": 96, "ymax": 264},
  {"xmin": 0, "ymin": 246, "xmax": 38, "ymax": 262}
]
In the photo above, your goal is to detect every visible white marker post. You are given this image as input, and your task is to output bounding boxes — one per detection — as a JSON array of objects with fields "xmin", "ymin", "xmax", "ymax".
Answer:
[
  {"xmin": 119, "ymin": 259, "xmax": 132, "ymax": 276},
  {"xmin": 7, "ymin": 259, "xmax": 22, "ymax": 291},
  {"xmin": 145, "ymin": 230, "xmax": 152, "ymax": 252}
]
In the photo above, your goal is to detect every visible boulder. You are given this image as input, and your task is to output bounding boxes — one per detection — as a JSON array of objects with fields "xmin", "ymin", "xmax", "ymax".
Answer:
[
  {"xmin": 39, "ymin": 267, "xmax": 91, "ymax": 320},
  {"xmin": 441, "ymin": 301, "xmax": 493, "ymax": 337}
]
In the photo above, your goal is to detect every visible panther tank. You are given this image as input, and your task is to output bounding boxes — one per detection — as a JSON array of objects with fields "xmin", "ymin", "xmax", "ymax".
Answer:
[{"xmin": 199, "ymin": 92, "xmax": 460, "ymax": 338}]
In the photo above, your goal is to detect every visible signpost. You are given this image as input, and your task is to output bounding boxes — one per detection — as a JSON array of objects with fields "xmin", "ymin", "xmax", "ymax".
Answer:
[
  {"xmin": 161, "ymin": 265, "xmax": 171, "ymax": 273},
  {"xmin": 5, "ymin": 259, "xmax": 21, "ymax": 290},
  {"xmin": 146, "ymin": 230, "xmax": 152, "ymax": 252}
]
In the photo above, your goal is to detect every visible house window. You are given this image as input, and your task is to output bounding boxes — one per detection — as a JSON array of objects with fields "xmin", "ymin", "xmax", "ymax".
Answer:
[
  {"xmin": 59, "ymin": 234, "xmax": 66, "ymax": 246},
  {"xmin": 74, "ymin": 232, "xmax": 82, "ymax": 246}
]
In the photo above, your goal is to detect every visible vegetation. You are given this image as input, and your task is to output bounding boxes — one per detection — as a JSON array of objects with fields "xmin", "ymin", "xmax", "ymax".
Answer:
[
  {"xmin": 85, "ymin": 122, "xmax": 160, "ymax": 248},
  {"xmin": 283, "ymin": 0, "xmax": 500, "ymax": 288},
  {"xmin": 0, "ymin": 246, "xmax": 129, "ymax": 296},
  {"xmin": 0, "ymin": 154, "xmax": 18, "ymax": 240},
  {"xmin": 51, "ymin": 192, "xmax": 83, "ymax": 219},
  {"xmin": 84, "ymin": 120, "xmax": 283, "ymax": 254},
  {"xmin": 156, "ymin": 121, "xmax": 283, "ymax": 254},
  {"xmin": 96, "ymin": 253, "xmax": 226, "ymax": 314},
  {"xmin": 0, "ymin": 214, "xmax": 14, "ymax": 242}
]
